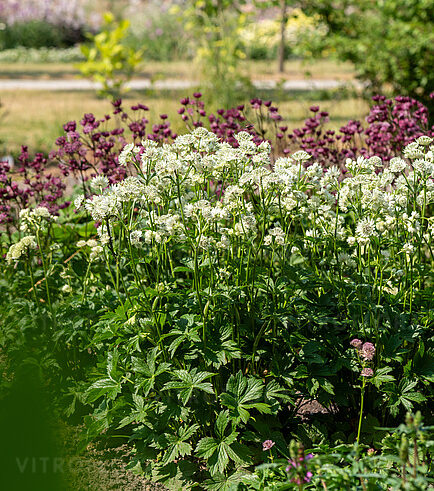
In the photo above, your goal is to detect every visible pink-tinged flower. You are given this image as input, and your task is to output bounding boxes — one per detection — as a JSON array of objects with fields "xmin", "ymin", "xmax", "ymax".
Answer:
[
  {"xmin": 367, "ymin": 448, "xmax": 375, "ymax": 456},
  {"xmin": 262, "ymin": 440, "xmax": 275, "ymax": 451},
  {"xmin": 361, "ymin": 342, "xmax": 376, "ymax": 361},
  {"xmin": 361, "ymin": 368, "xmax": 374, "ymax": 377},
  {"xmin": 350, "ymin": 339, "xmax": 363, "ymax": 349}
]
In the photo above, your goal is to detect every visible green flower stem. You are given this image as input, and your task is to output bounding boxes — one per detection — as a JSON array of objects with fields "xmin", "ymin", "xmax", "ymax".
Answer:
[
  {"xmin": 36, "ymin": 228, "xmax": 53, "ymax": 316},
  {"xmin": 27, "ymin": 257, "xmax": 38, "ymax": 304},
  {"xmin": 357, "ymin": 376, "xmax": 367, "ymax": 448},
  {"xmin": 81, "ymin": 260, "xmax": 91, "ymax": 302}
]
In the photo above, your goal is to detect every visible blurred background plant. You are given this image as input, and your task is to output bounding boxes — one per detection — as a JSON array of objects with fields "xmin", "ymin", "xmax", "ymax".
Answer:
[
  {"xmin": 77, "ymin": 12, "xmax": 144, "ymax": 99},
  {"xmin": 125, "ymin": 0, "xmax": 191, "ymax": 61},
  {"xmin": 174, "ymin": 0, "xmax": 252, "ymax": 107},
  {"xmin": 301, "ymin": 0, "xmax": 434, "ymax": 116},
  {"xmin": 0, "ymin": 46, "xmax": 85, "ymax": 63},
  {"xmin": 0, "ymin": 0, "xmax": 99, "ymax": 49},
  {"xmin": 240, "ymin": 8, "xmax": 326, "ymax": 63}
]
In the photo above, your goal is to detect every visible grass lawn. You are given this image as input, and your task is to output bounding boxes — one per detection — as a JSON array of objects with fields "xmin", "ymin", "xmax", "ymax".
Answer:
[
  {"xmin": 0, "ymin": 57, "xmax": 364, "ymax": 156},
  {"xmin": 0, "ymin": 88, "xmax": 368, "ymax": 157}
]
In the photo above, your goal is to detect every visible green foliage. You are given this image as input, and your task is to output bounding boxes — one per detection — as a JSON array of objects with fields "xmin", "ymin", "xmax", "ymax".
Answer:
[
  {"xmin": 125, "ymin": 2, "xmax": 192, "ymax": 61},
  {"xmin": 77, "ymin": 12, "xmax": 143, "ymax": 100},
  {"xmin": 301, "ymin": 0, "xmax": 434, "ymax": 112},
  {"xmin": 0, "ymin": 20, "xmax": 83, "ymax": 50},
  {"xmin": 0, "ymin": 46, "xmax": 84, "ymax": 64},
  {"xmin": 1, "ymin": 130, "xmax": 433, "ymax": 487},
  {"xmin": 240, "ymin": 412, "xmax": 434, "ymax": 489}
]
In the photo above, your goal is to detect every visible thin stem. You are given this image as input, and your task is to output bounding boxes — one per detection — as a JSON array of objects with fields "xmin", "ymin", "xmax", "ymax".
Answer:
[
  {"xmin": 356, "ymin": 376, "xmax": 366, "ymax": 449},
  {"xmin": 36, "ymin": 229, "xmax": 53, "ymax": 316}
]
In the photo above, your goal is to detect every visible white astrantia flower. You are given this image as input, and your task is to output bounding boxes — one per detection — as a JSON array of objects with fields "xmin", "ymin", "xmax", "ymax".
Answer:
[
  {"xmin": 235, "ymin": 131, "xmax": 254, "ymax": 144},
  {"xmin": 118, "ymin": 142, "xmax": 139, "ymax": 166},
  {"xmin": 402, "ymin": 242, "xmax": 414, "ymax": 256},
  {"xmin": 130, "ymin": 230, "xmax": 143, "ymax": 246},
  {"xmin": 290, "ymin": 150, "xmax": 311, "ymax": 162},
  {"xmin": 264, "ymin": 225, "xmax": 285, "ymax": 246},
  {"xmin": 367, "ymin": 156, "xmax": 383, "ymax": 167},
  {"xmin": 355, "ymin": 218, "xmax": 377, "ymax": 244},
  {"xmin": 85, "ymin": 193, "xmax": 120, "ymax": 222},
  {"xmin": 389, "ymin": 157, "xmax": 407, "ymax": 174},
  {"xmin": 74, "ymin": 195, "xmax": 85, "ymax": 210},
  {"xmin": 91, "ymin": 175, "xmax": 109, "ymax": 192},
  {"xmin": 413, "ymin": 159, "xmax": 433, "ymax": 175},
  {"xmin": 403, "ymin": 142, "xmax": 424, "ymax": 160},
  {"xmin": 6, "ymin": 235, "xmax": 37, "ymax": 263},
  {"xmin": 19, "ymin": 206, "xmax": 57, "ymax": 233},
  {"xmin": 233, "ymin": 213, "xmax": 257, "ymax": 238},
  {"xmin": 320, "ymin": 165, "xmax": 340, "ymax": 188},
  {"xmin": 416, "ymin": 136, "xmax": 433, "ymax": 146},
  {"xmin": 89, "ymin": 245, "xmax": 104, "ymax": 261}
]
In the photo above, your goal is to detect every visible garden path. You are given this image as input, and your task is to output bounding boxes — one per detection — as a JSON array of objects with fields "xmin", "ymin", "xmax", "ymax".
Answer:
[{"xmin": 0, "ymin": 78, "xmax": 358, "ymax": 91}]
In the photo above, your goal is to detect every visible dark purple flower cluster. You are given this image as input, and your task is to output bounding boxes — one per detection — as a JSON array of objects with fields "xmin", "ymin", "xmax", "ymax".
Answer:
[
  {"xmin": 0, "ymin": 146, "xmax": 68, "ymax": 236},
  {"xmin": 364, "ymin": 95, "xmax": 431, "ymax": 161},
  {"xmin": 176, "ymin": 94, "xmax": 433, "ymax": 166},
  {"xmin": 51, "ymin": 99, "xmax": 178, "ymax": 194},
  {"xmin": 279, "ymin": 95, "xmax": 432, "ymax": 164}
]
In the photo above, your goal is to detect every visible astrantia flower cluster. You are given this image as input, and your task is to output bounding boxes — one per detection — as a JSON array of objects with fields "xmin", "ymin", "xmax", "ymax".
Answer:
[
  {"xmin": 72, "ymin": 129, "xmax": 434, "ymax": 267},
  {"xmin": 351, "ymin": 339, "xmax": 376, "ymax": 377},
  {"xmin": 1, "ymin": 94, "xmax": 431, "ymax": 241},
  {"xmin": 6, "ymin": 235, "xmax": 37, "ymax": 263}
]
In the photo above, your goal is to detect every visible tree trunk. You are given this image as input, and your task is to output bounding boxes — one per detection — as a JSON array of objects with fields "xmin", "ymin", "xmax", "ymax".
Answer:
[{"xmin": 278, "ymin": 0, "xmax": 288, "ymax": 73}]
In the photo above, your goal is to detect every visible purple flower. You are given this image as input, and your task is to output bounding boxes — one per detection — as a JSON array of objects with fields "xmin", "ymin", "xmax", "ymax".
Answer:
[
  {"xmin": 361, "ymin": 368, "xmax": 374, "ymax": 377},
  {"xmin": 350, "ymin": 339, "xmax": 363, "ymax": 349},
  {"xmin": 262, "ymin": 440, "xmax": 275, "ymax": 451},
  {"xmin": 361, "ymin": 342, "xmax": 376, "ymax": 361}
]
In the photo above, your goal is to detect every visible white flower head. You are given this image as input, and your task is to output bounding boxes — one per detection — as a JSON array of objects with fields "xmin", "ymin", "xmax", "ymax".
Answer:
[
  {"xmin": 416, "ymin": 136, "xmax": 433, "ymax": 146},
  {"xmin": 74, "ymin": 195, "xmax": 85, "ymax": 210},
  {"xmin": 355, "ymin": 218, "xmax": 377, "ymax": 244},
  {"xmin": 130, "ymin": 230, "xmax": 143, "ymax": 246},
  {"xmin": 119, "ymin": 143, "xmax": 139, "ymax": 166},
  {"xmin": 91, "ymin": 175, "xmax": 109, "ymax": 192},
  {"xmin": 291, "ymin": 150, "xmax": 311, "ymax": 162}
]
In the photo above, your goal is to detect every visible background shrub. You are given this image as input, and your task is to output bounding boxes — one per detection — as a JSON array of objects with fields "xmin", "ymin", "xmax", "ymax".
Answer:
[
  {"xmin": 301, "ymin": 0, "xmax": 434, "ymax": 115},
  {"xmin": 0, "ymin": 0, "xmax": 96, "ymax": 49},
  {"xmin": 125, "ymin": 0, "xmax": 192, "ymax": 61},
  {"xmin": 0, "ymin": 21, "xmax": 82, "ymax": 49}
]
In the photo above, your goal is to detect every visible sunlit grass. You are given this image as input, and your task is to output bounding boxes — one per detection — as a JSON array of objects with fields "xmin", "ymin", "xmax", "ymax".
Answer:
[{"xmin": 0, "ymin": 88, "xmax": 368, "ymax": 157}]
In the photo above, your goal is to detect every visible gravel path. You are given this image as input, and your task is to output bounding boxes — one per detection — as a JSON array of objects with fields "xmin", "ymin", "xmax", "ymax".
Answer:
[{"xmin": 0, "ymin": 77, "xmax": 357, "ymax": 91}]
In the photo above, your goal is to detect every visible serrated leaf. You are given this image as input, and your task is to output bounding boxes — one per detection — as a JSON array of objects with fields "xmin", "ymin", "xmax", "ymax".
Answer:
[
  {"xmin": 163, "ymin": 368, "xmax": 215, "ymax": 405},
  {"xmin": 85, "ymin": 378, "xmax": 121, "ymax": 403},
  {"xmin": 220, "ymin": 372, "xmax": 270, "ymax": 424}
]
